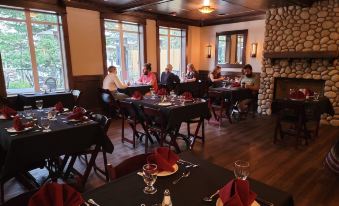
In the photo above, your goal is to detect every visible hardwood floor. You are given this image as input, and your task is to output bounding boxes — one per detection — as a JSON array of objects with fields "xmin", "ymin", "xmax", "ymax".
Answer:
[{"xmin": 3, "ymin": 115, "xmax": 339, "ymax": 205}]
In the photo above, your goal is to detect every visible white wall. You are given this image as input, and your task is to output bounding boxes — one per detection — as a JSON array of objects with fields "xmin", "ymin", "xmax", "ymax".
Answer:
[
  {"xmin": 66, "ymin": 7, "xmax": 104, "ymax": 76},
  {"xmin": 199, "ymin": 20, "xmax": 265, "ymax": 73}
]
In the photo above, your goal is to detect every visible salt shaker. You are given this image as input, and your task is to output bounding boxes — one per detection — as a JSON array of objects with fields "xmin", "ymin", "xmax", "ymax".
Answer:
[{"xmin": 161, "ymin": 189, "xmax": 172, "ymax": 206}]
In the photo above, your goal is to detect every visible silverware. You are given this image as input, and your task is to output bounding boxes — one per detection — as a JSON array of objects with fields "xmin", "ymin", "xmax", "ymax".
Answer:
[
  {"xmin": 88, "ymin": 199, "xmax": 100, "ymax": 206},
  {"xmin": 10, "ymin": 134, "xmax": 18, "ymax": 137},
  {"xmin": 178, "ymin": 159, "xmax": 199, "ymax": 167},
  {"xmin": 172, "ymin": 170, "xmax": 190, "ymax": 184},
  {"xmin": 256, "ymin": 197, "xmax": 274, "ymax": 206},
  {"xmin": 203, "ymin": 190, "xmax": 219, "ymax": 202}
]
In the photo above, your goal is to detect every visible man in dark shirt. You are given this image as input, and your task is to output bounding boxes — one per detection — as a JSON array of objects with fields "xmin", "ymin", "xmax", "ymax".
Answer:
[{"xmin": 160, "ymin": 64, "xmax": 180, "ymax": 90}]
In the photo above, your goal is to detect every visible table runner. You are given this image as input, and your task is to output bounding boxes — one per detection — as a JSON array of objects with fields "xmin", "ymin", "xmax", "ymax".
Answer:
[{"xmin": 83, "ymin": 152, "xmax": 294, "ymax": 206}]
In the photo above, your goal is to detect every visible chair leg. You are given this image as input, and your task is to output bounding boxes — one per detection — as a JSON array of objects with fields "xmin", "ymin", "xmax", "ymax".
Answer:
[
  {"xmin": 274, "ymin": 117, "xmax": 280, "ymax": 144},
  {"xmin": 187, "ymin": 122, "xmax": 191, "ymax": 139},
  {"xmin": 102, "ymin": 152, "xmax": 109, "ymax": 182},
  {"xmin": 121, "ymin": 118, "xmax": 125, "ymax": 143},
  {"xmin": 0, "ymin": 182, "xmax": 4, "ymax": 204},
  {"xmin": 201, "ymin": 119, "xmax": 205, "ymax": 143}
]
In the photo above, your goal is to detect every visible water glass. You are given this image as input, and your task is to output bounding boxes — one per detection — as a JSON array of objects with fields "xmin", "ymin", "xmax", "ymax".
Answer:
[
  {"xmin": 142, "ymin": 164, "xmax": 158, "ymax": 194},
  {"xmin": 40, "ymin": 117, "xmax": 51, "ymax": 132},
  {"xmin": 35, "ymin": 100, "xmax": 43, "ymax": 111},
  {"xmin": 234, "ymin": 160, "xmax": 250, "ymax": 180},
  {"xmin": 48, "ymin": 110, "xmax": 57, "ymax": 120},
  {"xmin": 150, "ymin": 88, "xmax": 155, "ymax": 99},
  {"xmin": 314, "ymin": 92, "xmax": 319, "ymax": 101},
  {"xmin": 24, "ymin": 105, "xmax": 33, "ymax": 119}
]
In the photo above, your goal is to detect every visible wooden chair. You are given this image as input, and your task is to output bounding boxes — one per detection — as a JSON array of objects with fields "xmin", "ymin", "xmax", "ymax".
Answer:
[
  {"xmin": 185, "ymin": 117, "xmax": 205, "ymax": 149},
  {"xmin": 70, "ymin": 89, "xmax": 82, "ymax": 106},
  {"xmin": 208, "ymin": 90, "xmax": 232, "ymax": 126},
  {"xmin": 141, "ymin": 106, "xmax": 180, "ymax": 153},
  {"xmin": 118, "ymin": 101, "xmax": 149, "ymax": 148},
  {"xmin": 106, "ymin": 153, "xmax": 150, "ymax": 181},
  {"xmin": 1, "ymin": 190, "xmax": 36, "ymax": 206}
]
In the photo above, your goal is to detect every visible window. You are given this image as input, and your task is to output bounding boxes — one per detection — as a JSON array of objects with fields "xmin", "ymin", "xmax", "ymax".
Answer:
[
  {"xmin": 104, "ymin": 20, "xmax": 144, "ymax": 81},
  {"xmin": 158, "ymin": 26, "xmax": 186, "ymax": 76},
  {"xmin": 0, "ymin": 6, "xmax": 67, "ymax": 94}
]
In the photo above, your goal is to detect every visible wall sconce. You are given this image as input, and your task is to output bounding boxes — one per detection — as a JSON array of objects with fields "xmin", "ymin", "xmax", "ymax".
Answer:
[
  {"xmin": 207, "ymin": 44, "xmax": 212, "ymax": 58},
  {"xmin": 251, "ymin": 43, "xmax": 258, "ymax": 58}
]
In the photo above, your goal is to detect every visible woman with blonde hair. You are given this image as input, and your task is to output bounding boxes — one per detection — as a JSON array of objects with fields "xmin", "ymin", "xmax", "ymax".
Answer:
[{"xmin": 185, "ymin": 63, "xmax": 198, "ymax": 82}]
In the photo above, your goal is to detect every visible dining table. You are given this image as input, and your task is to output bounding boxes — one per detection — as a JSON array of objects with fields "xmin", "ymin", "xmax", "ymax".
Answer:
[
  {"xmin": 174, "ymin": 82, "xmax": 204, "ymax": 98},
  {"xmin": 17, "ymin": 92, "xmax": 75, "ymax": 110},
  {"xmin": 83, "ymin": 152, "xmax": 294, "ymax": 206},
  {"xmin": 123, "ymin": 96, "xmax": 211, "ymax": 152},
  {"xmin": 208, "ymin": 86, "xmax": 255, "ymax": 104},
  {"xmin": 0, "ymin": 108, "xmax": 113, "ymax": 187},
  {"xmin": 118, "ymin": 85, "xmax": 152, "ymax": 96}
]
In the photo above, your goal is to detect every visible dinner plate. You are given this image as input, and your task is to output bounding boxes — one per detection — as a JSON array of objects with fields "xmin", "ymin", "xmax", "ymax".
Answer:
[
  {"xmin": 6, "ymin": 127, "xmax": 33, "ymax": 133},
  {"xmin": 157, "ymin": 164, "xmax": 178, "ymax": 177},
  {"xmin": 216, "ymin": 198, "xmax": 260, "ymax": 206},
  {"xmin": 0, "ymin": 115, "xmax": 7, "ymax": 120},
  {"xmin": 289, "ymin": 98, "xmax": 305, "ymax": 101},
  {"xmin": 158, "ymin": 102, "xmax": 172, "ymax": 106},
  {"xmin": 68, "ymin": 116, "xmax": 89, "ymax": 122}
]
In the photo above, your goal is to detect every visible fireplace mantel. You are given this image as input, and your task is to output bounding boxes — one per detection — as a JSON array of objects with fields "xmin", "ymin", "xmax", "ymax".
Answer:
[{"xmin": 263, "ymin": 51, "xmax": 338, "ymax": 65}]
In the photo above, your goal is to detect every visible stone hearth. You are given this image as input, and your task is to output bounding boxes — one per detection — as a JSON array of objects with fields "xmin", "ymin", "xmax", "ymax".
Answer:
[{"xmin": 259, "ymin": 0, "xmax": 339, "ymax": 126}]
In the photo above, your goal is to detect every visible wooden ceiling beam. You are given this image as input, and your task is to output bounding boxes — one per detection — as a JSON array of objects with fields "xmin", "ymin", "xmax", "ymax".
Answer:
[{"xmin": 112, "ymin": 0, "xmax": 173, "ymax": 13}]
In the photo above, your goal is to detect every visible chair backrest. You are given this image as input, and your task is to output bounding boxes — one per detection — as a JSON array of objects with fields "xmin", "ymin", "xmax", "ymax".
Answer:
[
  {"xmin": 118, "ymin": 101, "xmax": 138, "ymax": 119},
  {"xmin": 44, "ymin": 77, "xmax": 57, "ymax": 91},
  {"xmin": 141, "ymin": 106, "xmax": 166, "ymax": 129},
  {"xmin": 107, "ymin": 153, "xmax": 151, "ymax": 181},
  {"xmin": 90, "ymin": 113, "xmax": 111, "ymax": 133},
  {"xmin": 98, "ymin": 88, "xmax": 114, "ymax": 104}
]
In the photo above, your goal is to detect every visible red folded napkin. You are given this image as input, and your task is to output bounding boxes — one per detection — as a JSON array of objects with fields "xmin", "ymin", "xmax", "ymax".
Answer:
[
  {"xmin": 55, "ymin": 102, "xmax": 64, "ymax": 112},
  {"xmin": 147, "ymin": 147, "xmax": 179, "ymax": 172},
  {"xmin": 0, "ymin": 106, "xmax": 17, "ymax": 119},
  {"xmin": 289, "ymin": 90, "xmax": 306, "ymax": 100},
  {"xmin": 157, "ymin": 88, "xmax": 167, "ymax": 96},
  {"xmin": 13, "ymin": 116, "xmax": 34, "ymax": 131},
  {"xmin": 182, "ymin": 92, "xmax": 193, "ymax": 100},
  {"xmin": 232, "ymin": 82, "xmax": 241, "ymax": 87},
  {"xmin": 28, "ymin": 183, "xmax": 84, "ymax": 206},
  {"xmin": 132, "ymin": 91, "xmax": 143, "ymax": 100},
  {"xmin": 67, "ymin": 107, "xmax": 85, "ymax": 120},
  {"xmin": 219, "ymin": 179, "xmax": 257, "ymax": 206}
]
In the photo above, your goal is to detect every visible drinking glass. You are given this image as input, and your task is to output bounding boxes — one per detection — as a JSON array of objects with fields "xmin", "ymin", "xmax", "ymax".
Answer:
[
  {"xmin": 48, "ymin": 110, "xmax": 57, "ymax": 120},
  {"xmin": 170, "ymin": 91, "xmax": 176, "ymax": 101},
  {"xmin": 222, "ymin": 81, "xmax": 226, "ymax": 88},
  {"xmin": 150, "ymin": 88, "xmax": 155, "ymax": 99},
  {"xmin": 35, "ymin": 100, "xmax": 43, "ymax": 111},
  {"xmin": 24, "ymin": 105, "xmax": 33, "ymax": 119},
  {"xmin": 41, "ymin": 117, "xmax": 51, "ymax": 132},
  {"xmin": 233, "ymin": 160, "xmax": 250, "ymax": 180},
  {"xmin": 142, "ymin": 163, "xmax": 158, "ymax": 194},
  {"xmin": 313, "ymin": 92, "xmax": 319, "ymax": 101}
]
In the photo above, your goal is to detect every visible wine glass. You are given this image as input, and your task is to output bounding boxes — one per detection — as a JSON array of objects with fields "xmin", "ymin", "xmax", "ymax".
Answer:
[
  {"xmin": 150, "ymin": 88, "xmax": 155, "ymax": 99},
  {"xmin": 142, "ymin": 163, "xmax": 158, "ymax": 194},
  {"xmin": 48, "ymin": 110, "xmax": 57, "ymax": 121},
  {"xmin": 170, "ymin": 91, "xmax": 175, "ymax": 101},
  {"xmin": 222, "ymin": 81, "xmax": 226, "ymax": 88},
  {"xmin": 35, "ymin": 100, "xmax": 43, "ymax": 111},
  {"xmin": 41, "ymin": 117, "xmax": 51, "ymax": 132},
  {"xmin": 233, "ymin": 160, "xmax": 250, "ymax": 180},
  {"xmin": 24, "ymin": 105, "xmax": 33, "ymax": 119}
]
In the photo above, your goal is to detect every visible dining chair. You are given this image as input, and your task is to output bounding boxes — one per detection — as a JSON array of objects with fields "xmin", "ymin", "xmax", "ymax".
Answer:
[
  {"xmin": 208, "ymin": 90, "xmax": 232, "ymax": 126},
  {"xmin": 70, "ymin": 89, "xmax": 82, "ymax": 106},
  {"xmin": 185, "ymin": 117, "xmax": 205, "ymax": 150},
  {"xmin": 1, "ymin": 190, "xmax": 36, "ymax": 206},
  {"xmin": 106, "ymin": 153, "xmax": 151, "ymax": 181},
  {"xmin": 97, "ymin": 88, "xmax": 119, "ymax": 118},
  {"xmin": 141, "ymin": 106, "xmax": 180, "ymax": 153},
  {"xmin": 118, "ymin": 101, "xmax": 149, "ymax": 148},
  {"xmin": 44, "ymin": 77, "xmax": 57, "ymax": 91}
]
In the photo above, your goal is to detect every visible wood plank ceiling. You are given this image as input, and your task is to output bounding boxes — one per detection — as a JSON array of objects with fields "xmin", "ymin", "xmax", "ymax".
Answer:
[{"xmin": 65, "ymin": 0, "xmax": 320, "ymax": 26}]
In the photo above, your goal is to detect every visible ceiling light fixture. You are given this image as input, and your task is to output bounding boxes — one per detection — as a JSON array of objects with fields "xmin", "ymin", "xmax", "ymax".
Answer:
[{"xmin": 199, "ymin": 0, "xmax": 215, "ymax": 14}]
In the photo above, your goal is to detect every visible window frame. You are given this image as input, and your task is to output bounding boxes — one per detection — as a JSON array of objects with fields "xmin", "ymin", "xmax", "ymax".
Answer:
[
  {"xmin": 100, "ymin": 15, "xmax": 146, "ymax": 79},
  {"xmin": 215, "ymin": 29, "xmax": 248, "ymax": 68},
  {"xmin": 0, "ymin": 6, "xmax": 69, "ymax": 94},
  {"xmin": 156, "ymin": 22, "xmax": 187, "ymax": 79}
]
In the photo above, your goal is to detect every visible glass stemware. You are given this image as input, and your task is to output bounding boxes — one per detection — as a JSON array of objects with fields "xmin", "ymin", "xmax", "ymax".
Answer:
[
  {"xmin": 233, "ymin": 160, "xmax": 250, "ymax": 180},
  {"xmin": 150, "ymin": 88, "xmax": 155, "ymax": 99},
  {"xmin": 48, "ymin": 110, "xmax": 57, "ymax": 121},
  {"xmin": 142, "ymin": 163, "xmax": 158, "ymax": 194},
  {"xmin": 23, "ymin": 105, "xmax": 33, "ymax": 119},
  {"xmin": 35, "ymin": 100, "xmax": 43, "ymax": 111},
  {"xmin": 40, "ymin": 117, "xmax": 51, "ymax": 132}
]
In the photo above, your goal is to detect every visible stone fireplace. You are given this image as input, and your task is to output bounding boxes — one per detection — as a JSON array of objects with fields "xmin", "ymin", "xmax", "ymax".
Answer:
[{"xmin": 258, "ymin": 0, "xmax": 339, "ymax": 126}]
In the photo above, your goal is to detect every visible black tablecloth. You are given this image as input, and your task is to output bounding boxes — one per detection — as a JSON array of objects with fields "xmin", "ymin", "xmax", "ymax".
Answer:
[
  {"xmin": 17, "ymin": 92, "xmax": 75, "ymax": 110},
  {"xmin": 118, "ymin": 85, "xmax": 151, "ymax": 96},
  {"xmin": 209, "ymin": 87, "xmax": 255, "ymax": 104},
  {"xmin": 83, "ymin": 152, "xmax": 294, "ymax": 206},
  {"xmin": 175, "ymin": 82, "xmax": 204, "ymax": 98},
  {"xmin": 0, "ymin": 109, "xmax": 112, "ymax": 179},
  {"xmin": 272, "ymin": 98, "xmax": 335, "ymax": 116},
  {"xmin": 123, "ymin": 96, "xmax": 211, "ymax": 130}
]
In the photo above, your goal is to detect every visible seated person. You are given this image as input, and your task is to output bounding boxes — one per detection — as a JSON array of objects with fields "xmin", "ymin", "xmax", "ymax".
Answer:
[
  {"xmin": 102, "ymin": 66, "xmax": 129, "ymax": 100},
  {"xmin": 209, "ymin": 65, "xmax": 225, "ymax": 87},
  {"xmin": 160, "ymin": 64, "xmax": 180, "ymax": 90},
  {"xmin": 184, "ymin": 63, "xmax": 198, "ymax": 82},
  {"xmin": 138, "ymin": 63, "xmax": 158, "ymax": 92},
  {"xmin": 238, "ymin": 64, "xmax": 259, "ymax": 112}
]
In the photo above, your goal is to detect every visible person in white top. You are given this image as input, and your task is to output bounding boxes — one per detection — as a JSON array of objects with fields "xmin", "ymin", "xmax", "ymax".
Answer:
[{"xmin": 102, "ymin": 66, "xmax": 129, "ymax": 100}]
